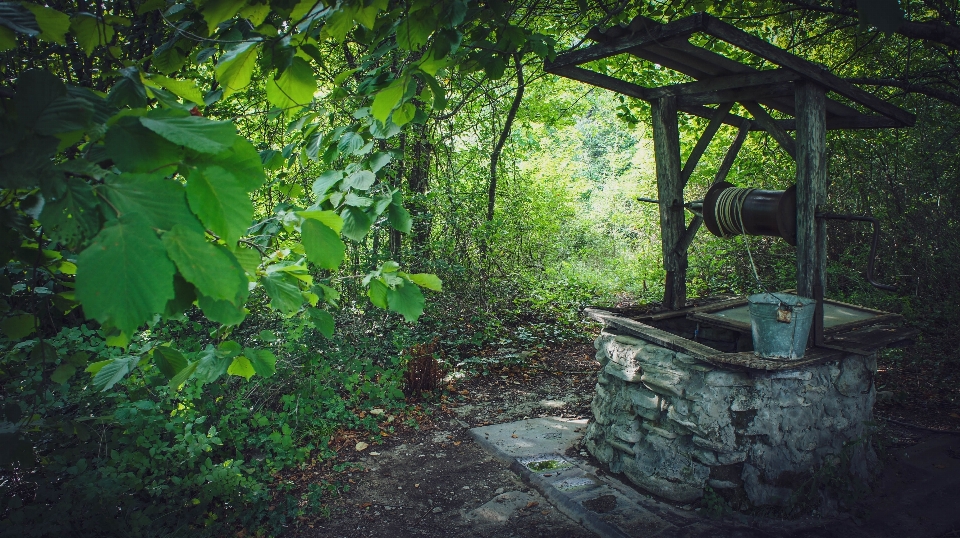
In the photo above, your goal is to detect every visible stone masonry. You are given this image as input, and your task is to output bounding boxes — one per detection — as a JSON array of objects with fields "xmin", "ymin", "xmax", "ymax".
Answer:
[{"xmin": 584, "ymin": 330, "xmax": 878, "ymax": 506}]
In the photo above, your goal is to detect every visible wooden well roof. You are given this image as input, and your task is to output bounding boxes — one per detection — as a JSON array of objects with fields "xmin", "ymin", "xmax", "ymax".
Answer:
[{"xmin": 546, "ymin": 12, "xmax": 915, "ymax": 131}]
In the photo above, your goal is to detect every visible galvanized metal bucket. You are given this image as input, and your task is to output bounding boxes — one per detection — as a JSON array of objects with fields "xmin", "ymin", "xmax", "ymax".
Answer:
[{"xmin": 748, "ymin": 292, "xmax": 816, "ymax": 360}]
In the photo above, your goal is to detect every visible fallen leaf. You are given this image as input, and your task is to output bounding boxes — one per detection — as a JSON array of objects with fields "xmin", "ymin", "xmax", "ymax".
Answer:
[
  {"xmin": 541, "ymin": 510, "xmax": 551, "ymax": 515},
  {"xmin": 415, "ymin": 483, "xmax": 420, "ymax": 488},
  {"xmin": 453, "ymin": 441, "xmax": 461, "ymax": 446},
  {"xmin": 526, "ymin": 501, "xmax": 539, "ymax": 509},
  {"xmin": 951, "ymin": 413, "xmax": 960, "ymax": 419},
  {"xmin": 370, "ymin": 408, "xmax": 385, "ymax": 415},
  {"xmin": 360, "ymin": 502, "xmax": 372, "ymax": 508},
  {"xmin": 511, "ymin": 434, "xmax": 518, "ymax": 438},
  {"xmin": 355, "ymin": 441, "xmax": 369, "ymax": 451}
]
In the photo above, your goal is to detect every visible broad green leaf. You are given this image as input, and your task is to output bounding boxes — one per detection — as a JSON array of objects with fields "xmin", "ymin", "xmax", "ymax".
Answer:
[
  {"xmin": 227, "ymin": 355, "xmax": 255, "ymax": 380},
  {"xmin": 70, "ymin": 13, "xmax": 114, "ymax": 56},
  {"xmin": 102, "ymin": 173, "xmax": 202, "ymax": 232},
  {"xmin": 367, "ymin": 278, "xmax": 387, "ymax": 308},
  {"xmin": 0, "ymin": 26, "xmax": 15, "ymax": 51},
  {"xmin": 301, "ymin": 219, "xmax": 344, "ymax": 270},
  {"xmin": 104, "ymin": 116, "xmax": 182, "ymax": 174},
  {"xmin": 0, "ymin": 314, "xmax": 35, "ymax": 339},
  {"xmin": 39, "ymin": 177, "xmax": 99, "ymax": 249},
  {"xmin": 388, "ymin": 193, "xmax": 412, "ymax": 233},
  {"xmin": 392, "ymin": 102, "xmax": 416, "ymax": 127},
  {"xmin": 198, "ymin": 293, "xmax": 247, "ymax": 325},
  {"xmin": 343, "ymin": 170, "xmax": 376, "ymax": 190},
  {"xmin": 320, "ymin": 4, "xmax": 356, "ymax": 43},
  {"xmin": 92, "ymin": 355, "xmax": 139, "ymax": 391},
  {"xmin": 169, "ymin": 361, "xmax": 199, "ymax": 389},
  {"xmin": 371, "ymin": 77, "xmax": 405, "ymax": 123},
  {"xmin": 0, "ymin": 135, "xmax": 60, "ymax": 189},
  {"xmin": 50, "ymin": 363, "xmax": 76, "ymax": 384},
  {"xmin": 354, "ymin": 4, "xmax": 379, "ymax": 29},
  {"xmin": 140, "ymin": 114, "xmax": 237, "ymax": 154},
  {"xmin": 215, "ymin": 41, "xmax": 259, "ymax": 97},
  {"xmin": 85, "ymin": 359, "xmax": 110, "ymax": 375},
  {"xmin": 232, "ymin": 245, "xmax": 261, "ymax": 276},
  {"xmin": 266, "ymin": 57, "xmax": 316, "ymax": 109},
  {"xmin": 246, "ymin": 347, "xmax": 277, "ymax": 377},
  {"xmin": 154, "ymin": 346, "xmax": 188, "ymax": 379},
  {"xmin": 0, "ymin": 2, "xmax": 39, "ymax": 36},
  {"xmin": 262, "ymin": 272, "xmax": 303, "ymax": 314},
  {"xmin": 387, "ymin": 281, "xmax": 424, "ymax": 322},
  {"xmin": 162, "ymin": 224, "xmax": 247, "ymax": 302},
  {"xmin": 142, "ymin": 74, "xmax": 205, "ymax": 105},
  {"xmin": 239, "ymin": 2, "xmax": 270, "ymax": 25},
  {"xmin": 307, "ymin": 307, "xmax": 334, "ymax": 338},
  {"xmin": 195, "ymin": 346, "xmax": 230, "ymax": 383},
  {"xmin": 368, "ymin": 152, "xmax": 393, "ymax": 173},
  {"xmin": 340, "ymin": 206, "xmax": 372, "ymax": 242},
  {"xmin": 337, "ymin": 131, "xmax": 364, "ymax": 155},
  {"xmin": 76, "ymin": 214, "xmax": 176, "ymax": 335},
  {"xmin": 396, "ymin": 13, "xmax": 435, "ymax": 50},
  {"xmin": 407, "ymin": 273, "xmax": 442, "ymax": 291},
  {"xmin": 344, "ymin": 192, "xmax": 372, "ymax": 207},
  {"xmin": 418, "ymin": 72, "xmax": 447, "ymax": 109},
  {"xmin": 312, "ymin": 170, "xmax": 343, "ymax": 197},
  {"xmin": 185, "ymin": 166, "xmax": 253, "ymax": 245},
  {"xmin": 299, "ymin": 210, "xmax": 343, "ymax": 234},
  {"xmin": 257, "ymin": 330, "xmax": 276, "ymax": 342},
  {"xmin": 107, "ymin": 66, "xmax": 147, "ymax": 108},
  {"xmin": 15, "ymin": 69, "xmax": 92, "ymax": 134},
  {"xmin": 200, "ymin": 0, "xmax": 244, "ymax": 34},
  {"xmin": 187, "ymin": 137, "xmax": 266, "ymax": 192}
]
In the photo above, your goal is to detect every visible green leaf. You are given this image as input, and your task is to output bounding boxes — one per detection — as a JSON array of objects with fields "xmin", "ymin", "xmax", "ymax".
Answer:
[
  {"xmin": 104, "ymin": 116, "xmax": 182, "ymax": 174},
  {"xmin": 299, "ymin": 209, "xmax": 343, "ymax": 234},
  {"xmin": 140, "ymin": 114, "xmax": 237, "ymax": 154},
  {"xmin": 343, "ymin": 170, "xmax": 376, "ymax": 190},
  {"xmin": 396, "ymin": 13, "xmax": 435, "ymax": 50},
  {"xmin": 266, "ymin": 57, "xmax": 316, "ymax": 109},
  {"xmin": 195, "ymin": 346, "xmax": 230, "ymax": 383},
  {"xmin": 198, "ymin": 293, "xmax": 247, "ymax": 325},
  {"xmin": 70, "ymin": 13, "xmax": 114, "ymax": 56},
  {"xmin": 392, "ymin": 102, "xmax": 416, "ymax": 127},
  {"xmin": 301, "ymin": 219, "xmax": 345, "ymax": 270},
  {"xmin": 169, "ymin": 360, "xmax": 199, "ymax": 389},
  {"xmin": 227, "ymin": 355, "xmax": 255, "ymax": 380},
  {"xmin": 312, "ymin": 170, "xmax": 343, "ymax": 197},
  {"xmin": 257, "ymin": 329, "xmax": 276, "ymax": 342},
  {"xmin": 340, "ymin": 206, "xmax": 372, "ymax": 242},
  {"xmin": 85, "ymin": 359, "xmax": 110, "ymax": 375},
  {"xmin": 0, "ymin": 26, "xmax": 15, "ymax": 51},
  {"xmin": 232, "ymin": 245, "xmax": 261, "ymax": 276},
  {"xmin": 371, "ymin": 77, "xmax": 405, "ymax": 123},
  {"xmin": 108, "ymin": 67, "xmax": 147, "ymax": 109},
  {"xmin": 0, "ymin": 314, "xmax": 35, "ymax": 339},
  {"xmin": 215, "ymin": 41, "xmax": 259, "ymax": 97},
  {"xmin": 407, "ymin": 273, "xmax": 442, "ymax": 291},
  {"xmin": 387, "ymin": 281, "xmax": 424, "ymax": 322},
  {"xmin": 76, "ymin": 214, "xmax": 176, "ymax": 335},
  {"xmin": 144, "ymin": 73, "xmax": 205, "ymax": 105},
  {"xmin": 354, "ymin": 4, "xmax": 379, "ymax": 29},
  {"xmin": 367, "ymin": 278, "xmax": 388, "ymax": 308},
  {"xmin": 162, "ymin": 224, "xmax": 247, "ymax": 302},
  {"xmin": 39, "ymin": 177, "xmax": 100, "ymax": 249},
  {"xmin": 0, "ymin": 2, "xmax": 39, "ymax": 36},
  {"xmin": 93, "ymin": 355, "xmax": 139, "ymax": 391},
  {"xmin": 188, "ymin": 137, "xmax": 266, "ymax": 193},
  {"xmin": 185, "ymin": 166, "xmax": 253, "ymax": 245},
  {"xmin": 337, "ymin": 131, "xmax": 364, "ymax": 155},
  {"xmin": 50, "ymin": 363, "xmax": 76, "ymax": 384},
  {"xmin": 240, "ymin": 2, "xmax": 270, "ymax": 25},
  {"xmin": 200, "ymin": 0, "xmax": 244, "ymax": 35},
  {"xmin": 320, "ymin": 4, "xmax": 356, "ymax": 43},
  {"xmin": 102, "ymin": 173, "xmax": 202, "ymax": 232},
  {"xmin": 368, "ymin": 152, "xmax": 393, "ymax": 173},
  {"xmin": 307, "ymin": 307, "xmax": 334, "ymax": 338},
  {"xmin": 154, "ymin": 346, "xmax": 188, "ymax": 379},
  {"xmin": 262, "ymin": 273, "xmax": 303, "ymax": 314},
  {"xmin": 15, "ymin": 69, "xmax": 92, "ymax": 134},
  {"xmin": 388, "ymin": 192, "xmax": 412, "ymax": 233},
  {"xmin": 246, "ymin": 348, "xmax": 277, "ymax": 377}
]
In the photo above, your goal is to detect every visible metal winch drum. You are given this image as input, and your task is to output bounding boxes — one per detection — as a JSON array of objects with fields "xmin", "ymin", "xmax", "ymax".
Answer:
[{"xmin": 703, "ymin": 181, "xmax": 798, "ymax": 245}]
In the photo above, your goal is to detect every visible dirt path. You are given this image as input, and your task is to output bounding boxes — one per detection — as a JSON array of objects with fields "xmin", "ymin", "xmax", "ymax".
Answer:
[{"xmin": 285, "ymin": 340, "xmax": 960, "ymax": 538}]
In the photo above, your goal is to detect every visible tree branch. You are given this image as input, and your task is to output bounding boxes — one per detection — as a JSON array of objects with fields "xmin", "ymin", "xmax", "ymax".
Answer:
[{"xmin": 486, "ymin": 54, "xmax": 525, "ymax": 222}]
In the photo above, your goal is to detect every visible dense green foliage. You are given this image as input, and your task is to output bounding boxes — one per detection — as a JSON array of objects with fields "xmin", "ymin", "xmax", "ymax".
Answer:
[{"xmin": 1, "ymin": 0, "xmax": 959, "ymax": 535}]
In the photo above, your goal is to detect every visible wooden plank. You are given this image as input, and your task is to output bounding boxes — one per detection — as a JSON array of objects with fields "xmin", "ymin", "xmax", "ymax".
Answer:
[
  {"xmin": 678, "ymin": 82, "xmax": 796, "ymax": 107},
  {"xmin": 546, "ymin": 14, "xmax": 706, "ymax": 70},
  {"xmin": 701, "ymin": 14, "xmax": 915, "ymax": 126},
  {"xmin": 648, "ymin": 69, "xmax": 798, "ymax": 99},
  {"xmin": 584, "ymin": 309, "xmax": 721, "ymax": 360},
  {"xmin": 777, "ymin": 115, "xmax": 907, "ymax": 130},
  {"xmin": 742, "ymin": 101, "xmax": 797, "ymax": 159},
  {"xmin": 681, "ymin": 103, "xmax": 756, "ymax": 129},
  {"xmin": 688, "ymin": 311, "xmax": 750, "ymax": 333},
  {"xmin": 794, "ymin": 80, "xmax": 828, "ymax": 346},
  {"xmin": 652, "ymin": 96, "xmax": 687, "ymax": 310},
  {"xmin": 702, "ymin": 347, "xmax": 846, "ymax": 371},
  {"xmin": 681, "ymin": 103, "xmax": 733, "ymax": 187}
]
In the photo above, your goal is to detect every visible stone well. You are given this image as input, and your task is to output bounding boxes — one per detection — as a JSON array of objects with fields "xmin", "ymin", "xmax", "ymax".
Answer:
[{"xmin": 584, "ymin": 308, "xmax": 882, "ymax": 507}]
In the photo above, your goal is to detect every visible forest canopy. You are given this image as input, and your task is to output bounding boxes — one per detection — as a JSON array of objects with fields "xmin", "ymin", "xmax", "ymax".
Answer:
[{"xmin": 1, "ymin": 0, "xmax": 958, "ymax": 535}]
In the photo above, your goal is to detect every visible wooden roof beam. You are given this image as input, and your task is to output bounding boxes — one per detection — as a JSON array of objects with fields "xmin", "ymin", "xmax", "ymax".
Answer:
[{"xmin": 646, "ymin": 69, "xmax": 798, "ymax": 99}]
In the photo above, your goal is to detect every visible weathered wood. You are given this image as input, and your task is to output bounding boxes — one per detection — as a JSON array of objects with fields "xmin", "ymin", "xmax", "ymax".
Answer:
[
  {"xmin": 795, "ymin": 80, "xmax": 828, "ymax": 347},
  {"xmin": 681, "ymin": 103, "xmax": 733, "ymax": 187},
  {"xmin": 678, "ymin": 82, "xmax": 796, "ymax": 107},
  {"xmin": 742, "ymin": 101, "xmax": 797, "ymax": 159},
  {"xmin": 701, "ymin": 14, "xmax": 915, "ymax": 126},
  {"xmin": 649, "ymin": 70, "xmax": 798, "ymax": 99},
  {"xmin": 652, "ymin": 96, "xmax": 687, "ymax": 310},
  {"xmin": 546, "ymin": 14, "xmax": 705, "ymax": 70},
  {"xmin": 777, "ymin": 115, "xmax": 906, "ymax": 130}
]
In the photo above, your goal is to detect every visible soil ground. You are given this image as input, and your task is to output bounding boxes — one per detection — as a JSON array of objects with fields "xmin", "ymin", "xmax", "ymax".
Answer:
[{"xmin": 281, "ymin": 338, "xmax": 960, "ymax": 537}]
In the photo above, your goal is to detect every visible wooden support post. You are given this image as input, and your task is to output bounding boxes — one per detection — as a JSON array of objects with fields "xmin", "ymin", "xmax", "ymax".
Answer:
[
  {"xmin": 795, "ymin": 80, "xmax": 827, "ymax": 347},
  {"xmin": 680, "ymin": 102, "xmax": 733, "ymax": 188},
  {"xmin": 652, "ymin": 96, "xmax": 686, "ymax": 310},
  {"xmin": 742, "ymin": 101, "xmax": 796, "ymax": 159}
]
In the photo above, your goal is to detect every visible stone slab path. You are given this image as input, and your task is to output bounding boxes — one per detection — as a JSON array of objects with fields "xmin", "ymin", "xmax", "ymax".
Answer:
[{"xmin": 469, "ymin": 417, "xmax": 960, "ymax": 538}]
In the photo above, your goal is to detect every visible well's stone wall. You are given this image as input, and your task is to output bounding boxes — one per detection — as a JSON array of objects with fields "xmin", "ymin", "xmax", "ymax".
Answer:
[{"xmin": 584, "ymin": 330, "xmax": 877, "ymax": 506}]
